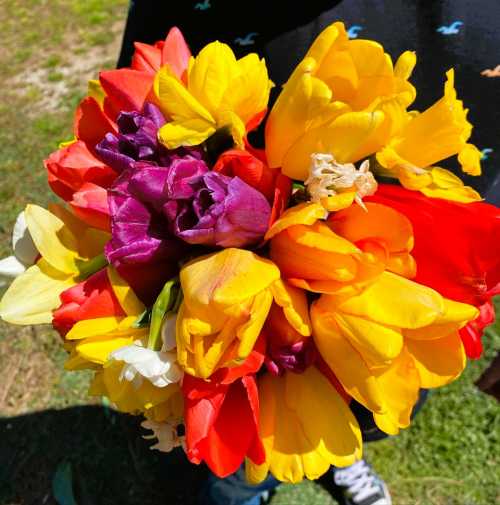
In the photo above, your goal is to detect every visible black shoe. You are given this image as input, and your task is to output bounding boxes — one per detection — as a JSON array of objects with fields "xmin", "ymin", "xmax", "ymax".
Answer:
[{"xmin": 321, "ymin": 460, "xmax": 392, "ymax": 505}]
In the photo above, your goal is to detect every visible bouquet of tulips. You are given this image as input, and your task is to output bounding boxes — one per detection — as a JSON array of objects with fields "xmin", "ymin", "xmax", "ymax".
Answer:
[{"xmin": 1, "ymin": 22, "xmax": 499, "ymax": 483}]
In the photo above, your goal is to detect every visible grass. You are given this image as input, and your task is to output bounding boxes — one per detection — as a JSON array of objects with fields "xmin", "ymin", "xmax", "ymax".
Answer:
[{"xmin": 0, "ymin": 1, "xmax": 499, "ymax": 504}]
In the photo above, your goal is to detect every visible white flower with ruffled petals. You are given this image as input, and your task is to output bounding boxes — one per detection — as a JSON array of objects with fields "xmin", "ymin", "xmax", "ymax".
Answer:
[
  {"xmin": 305, "ymin": 153, "xmax": 377, "ymax": 210},
  {"xmin": 110, "ymin": 341, "xmax": 182, "ymax": 388},
  {"xmin": 141, "ymin": 419, "xmax": 185, "ymax": 453}
]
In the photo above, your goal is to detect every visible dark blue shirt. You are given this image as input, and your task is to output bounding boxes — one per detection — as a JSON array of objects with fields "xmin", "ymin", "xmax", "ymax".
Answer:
[{"xmin": 118, "ymin": 0, "xmax": 500, "ymax": 203}]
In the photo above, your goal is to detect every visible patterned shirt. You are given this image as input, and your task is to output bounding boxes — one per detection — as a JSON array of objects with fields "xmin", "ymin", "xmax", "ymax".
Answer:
[{"xmin": 118, "ymin": 0, "xmax": 500, "ymax": 203}]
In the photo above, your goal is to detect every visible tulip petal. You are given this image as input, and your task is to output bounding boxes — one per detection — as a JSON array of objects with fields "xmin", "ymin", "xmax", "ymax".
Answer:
[
  {"xmin": 394, "ymin": 51, "xmax": 417, "ymax": 81},
  {"xmin": 404, "ymin": 298, "xmax": 479, "ymax": 340},
  {"xmin": 286, "ymin": 367, "xmax": 362, "ymax": 469},
  {"xmin": 132, "ymin": 42, "xmax": 162, "ymax": 73},
  {"xmin": 311, "ymin": 300, "xmax": 386, "ymax": 413},
  {"xmin": 265, "ymin": 58, "xmax": 337, "ymax": 169},
  {"xmin": 188, "ymin": 41, "xmax": 237, "ymax": 118},
  {"xmin": 202, "ymin": 377, "xmax": 265, "ymax": 477},
  {"xmin": 270, "ymin": 279, "xmax": 312, "ymax": 336},
  {"xmin": 281, "ymin": 110, "xmax": 385, "ymax": 180},
  {"xmin": 328, "ymin": 202, "xmax": 414, "ymax": 256},
  {"xmin": 75, "ymin": 333, "xmax": 137, "ymax": 365},
  {"xmin": 158, "ymin": 118, "xmax": 216, "ymax": 149},
  {"xmin": 75, "ymin": 96, "xmax": 116, "ymax": 149},
  {"xmin": 93, "ymin": 362, "xmax": 175, "ymax": 412},
  {"xmin": 247, "ymin": 368, "xmax": 361, "ymax": 484},
  {"xmin": 338, "ymin": 272, "xmax": 444, "ymax": 329},
  {"xmin": 222, "ymin": 53, "xmax": 270, "ymax": 125},
  {"xmin": 70, "ymin": 183, "xmax": 111, "ymax": 231},
  {"xmin": 107, "ymin": 266, "xmax": 145, "ymax": 316},
  {"xmin": 236, "ymin": 289, "xmax": 273, "ymax": 359},
  {"xmin": 343, "ymin": 39, "xmax": 396, "ymax": 110},
  {"xmin": 155, "ymin": 65, "xmax": 214, "ymax": 123},
  {"xmin": 382, "ymin": 70, "xmax": 472, "ymax": 171},
  {"xmin": 194, "ymin": 315, "xmax": 244, "ymax": 379},
  {"xmin": 65, "ymin": 315, "xmax": 138, "ymax": 340},
  {"xmin": 406, "ymin": 332, "xmax": 466, "ymax": 388},
  {"xmin": 25, "ymin": 205, "xmax": 79, "ymax": 274},
  {"xmin": 181, "ymin": 249, "xmax": 280, "ymax": 314},
  {"xmin": 265, "ymin": 202, "xmax": 326, "ymax": 240},
  {"xmin": 100, "ymin": 69, "xmax": 154, "ymax": 113},
  {"xmin": 48, "ymin": 203, "xmax": 108, "ymax": 259},
  {"xmin": 305, "ymin": 22, "xmax": 349, "ymax": 73},
  {"xmin": 162, "ymin": 26, "xmax": 191, "ymax": 80},
  {"xmin": 0, "ymin": 259, "xmax": 73, "ymax": 325},
  {"xmin": 458, "ymin": 143, "xmax": 482, "ymax": 176},
  {"xmin": 334, "ymin": 312, "xmax": 404, "ymax": 366},
  {"xmin": 372, "ymin": 348, "xmax": 420, "ymax": 435}
]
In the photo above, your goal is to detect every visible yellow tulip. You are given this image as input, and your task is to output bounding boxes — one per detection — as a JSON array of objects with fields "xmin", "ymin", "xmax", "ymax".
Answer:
[
  {"xmin": 63, "ymin": 266, "xmax": 146, "ymax": 370},
  {"xmin": 0, "ymin": 204, "xmax": 109, "ymax": 325},
  {"xmin": 377, "ymin": 69, "xmax": 482, "ymax": 202},
  {"xmin": 176, "ymin": 248, "xmax": 292, "ymax": 379},
  {"xmin": 246, "ymin": 366, "xmax": 362, "ymax": 484},
  {"xmin": 265, "ymin": 21, "xmax": 417, "ymax": 180},
  {"xmin": 311, "ymin": 271, "xmax": 478, "ymax": 434},
  {"xmin": 155, "ymin": 41, "xmax": 272, "ymax": 149}
]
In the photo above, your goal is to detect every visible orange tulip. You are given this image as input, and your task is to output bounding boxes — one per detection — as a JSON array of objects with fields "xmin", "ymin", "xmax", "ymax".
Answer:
[
  {"xmin": 327, "ymin": 202, "xmax": 416, "ymax": 279},
  {"xmin": 266, "ymin": 203, "xmax": 386, "ymax": 294}
]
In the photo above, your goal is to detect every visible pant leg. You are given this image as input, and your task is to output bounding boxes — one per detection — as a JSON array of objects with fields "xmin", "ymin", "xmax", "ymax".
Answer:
[
  {"xmin": 351, "ymin": 389, "xmax": 429, "ymax": 443},
  {"xmin": 199, "ymin": 466, "xmax": 280, "ymax": 505}
]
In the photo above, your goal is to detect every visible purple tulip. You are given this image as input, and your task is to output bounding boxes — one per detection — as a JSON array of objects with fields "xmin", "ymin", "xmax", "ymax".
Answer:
[
  {"xmin": 103, "ymin": 113, "xmax": 272, "ymax": 302},
  {"xmin": 104, "ymin": 163, "xmax": 187, "ymax": 305},
  {"xmin": 161, "ymin": 161, "xmax": 271, "ymax": 248},
  {"xmin": 95, "ymin": 102, "xmax": 202, "ymax": 173}
]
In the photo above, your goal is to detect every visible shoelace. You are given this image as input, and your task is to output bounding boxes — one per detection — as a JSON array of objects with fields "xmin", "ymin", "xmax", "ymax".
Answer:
[{"xmin": 334, "ymin": 460, "xmax": 382, "ymax": 503}]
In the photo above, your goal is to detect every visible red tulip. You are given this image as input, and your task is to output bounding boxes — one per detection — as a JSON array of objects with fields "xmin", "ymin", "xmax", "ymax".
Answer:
[
  {"xmin": 52, "ymin": 268, "xmax": 125, "ymax": 336},
  {"xmin": 45, "ymin": 140, "xmax": 117, "ymax": 200},
  {"xmin": 70, "ymin": 183, "xmax": 111, "ymax": 231},
  {"xmin": 47, "ymin": 28, "xmax": 194, "ymax": 232},
  {"xmin": 182, "ymin": 338, "xmax": 266, "ymax": 477},
  {"xmin": 459, "ymin": 301, "xmax": 496, "ymax": 359},
  {"xmin": 131, "ymin": 41, "xmax": 162, "ymax": 73},
  {"xmin": 45, "ymin": 140, "xmax": 116, "ymax": 231},
  {"xmin": 100, "ymin": 68, "xmax": 156, "ymax": 120},
  {"xmin": 75, "ymin": 27, "xmax": 191, "ymax": 152},
  {"xmin": 367, "ymin": 184, "xmax": 500, "ymax": 357},
  {"xmin": 131, "ymin": 26, "xmax": 191, "ymax": 82},
  {"xmin": 74, "ymin": 96, "xmax": 117, "ymax": 151}
]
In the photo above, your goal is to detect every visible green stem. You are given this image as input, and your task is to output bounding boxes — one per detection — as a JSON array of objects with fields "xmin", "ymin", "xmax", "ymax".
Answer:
[
  {"xmin": 147, "ymin": 277, "xmax": 179, "ymax": 351},
  {"xmin": 76, "ymin": 253, "xmax": 108, "ymax": 281}
]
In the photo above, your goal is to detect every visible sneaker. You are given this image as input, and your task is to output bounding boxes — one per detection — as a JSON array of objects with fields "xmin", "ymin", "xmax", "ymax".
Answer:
[
  {"xmin": 325, "ymin": 460, "xmax": 392, "ymax": 505},
  {"xmin": 241, "ymin": 490, "xmax": 271, "ymax": 505}
]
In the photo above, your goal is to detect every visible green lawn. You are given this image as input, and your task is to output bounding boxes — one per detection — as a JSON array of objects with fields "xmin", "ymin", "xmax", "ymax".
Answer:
[{"xmin": 0, "ymin": 2, "xmax": 499, "ymax": 504}]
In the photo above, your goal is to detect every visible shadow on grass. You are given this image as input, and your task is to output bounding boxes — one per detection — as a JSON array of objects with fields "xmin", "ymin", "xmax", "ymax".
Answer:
[{"xmin": 0, "ymin": 406, "xmax": 207, "ymax": 505}]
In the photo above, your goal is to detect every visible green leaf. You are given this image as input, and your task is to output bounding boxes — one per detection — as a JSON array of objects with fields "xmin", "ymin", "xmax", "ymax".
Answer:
[{"xmin": 132, "ymin": 308, "xmax": 152, "ymax": 328}]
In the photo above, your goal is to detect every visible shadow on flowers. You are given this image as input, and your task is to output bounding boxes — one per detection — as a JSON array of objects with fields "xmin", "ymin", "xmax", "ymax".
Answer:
[{"xmin": 0, "ymin": 406, "xmax": 205, "ymax": 505}]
